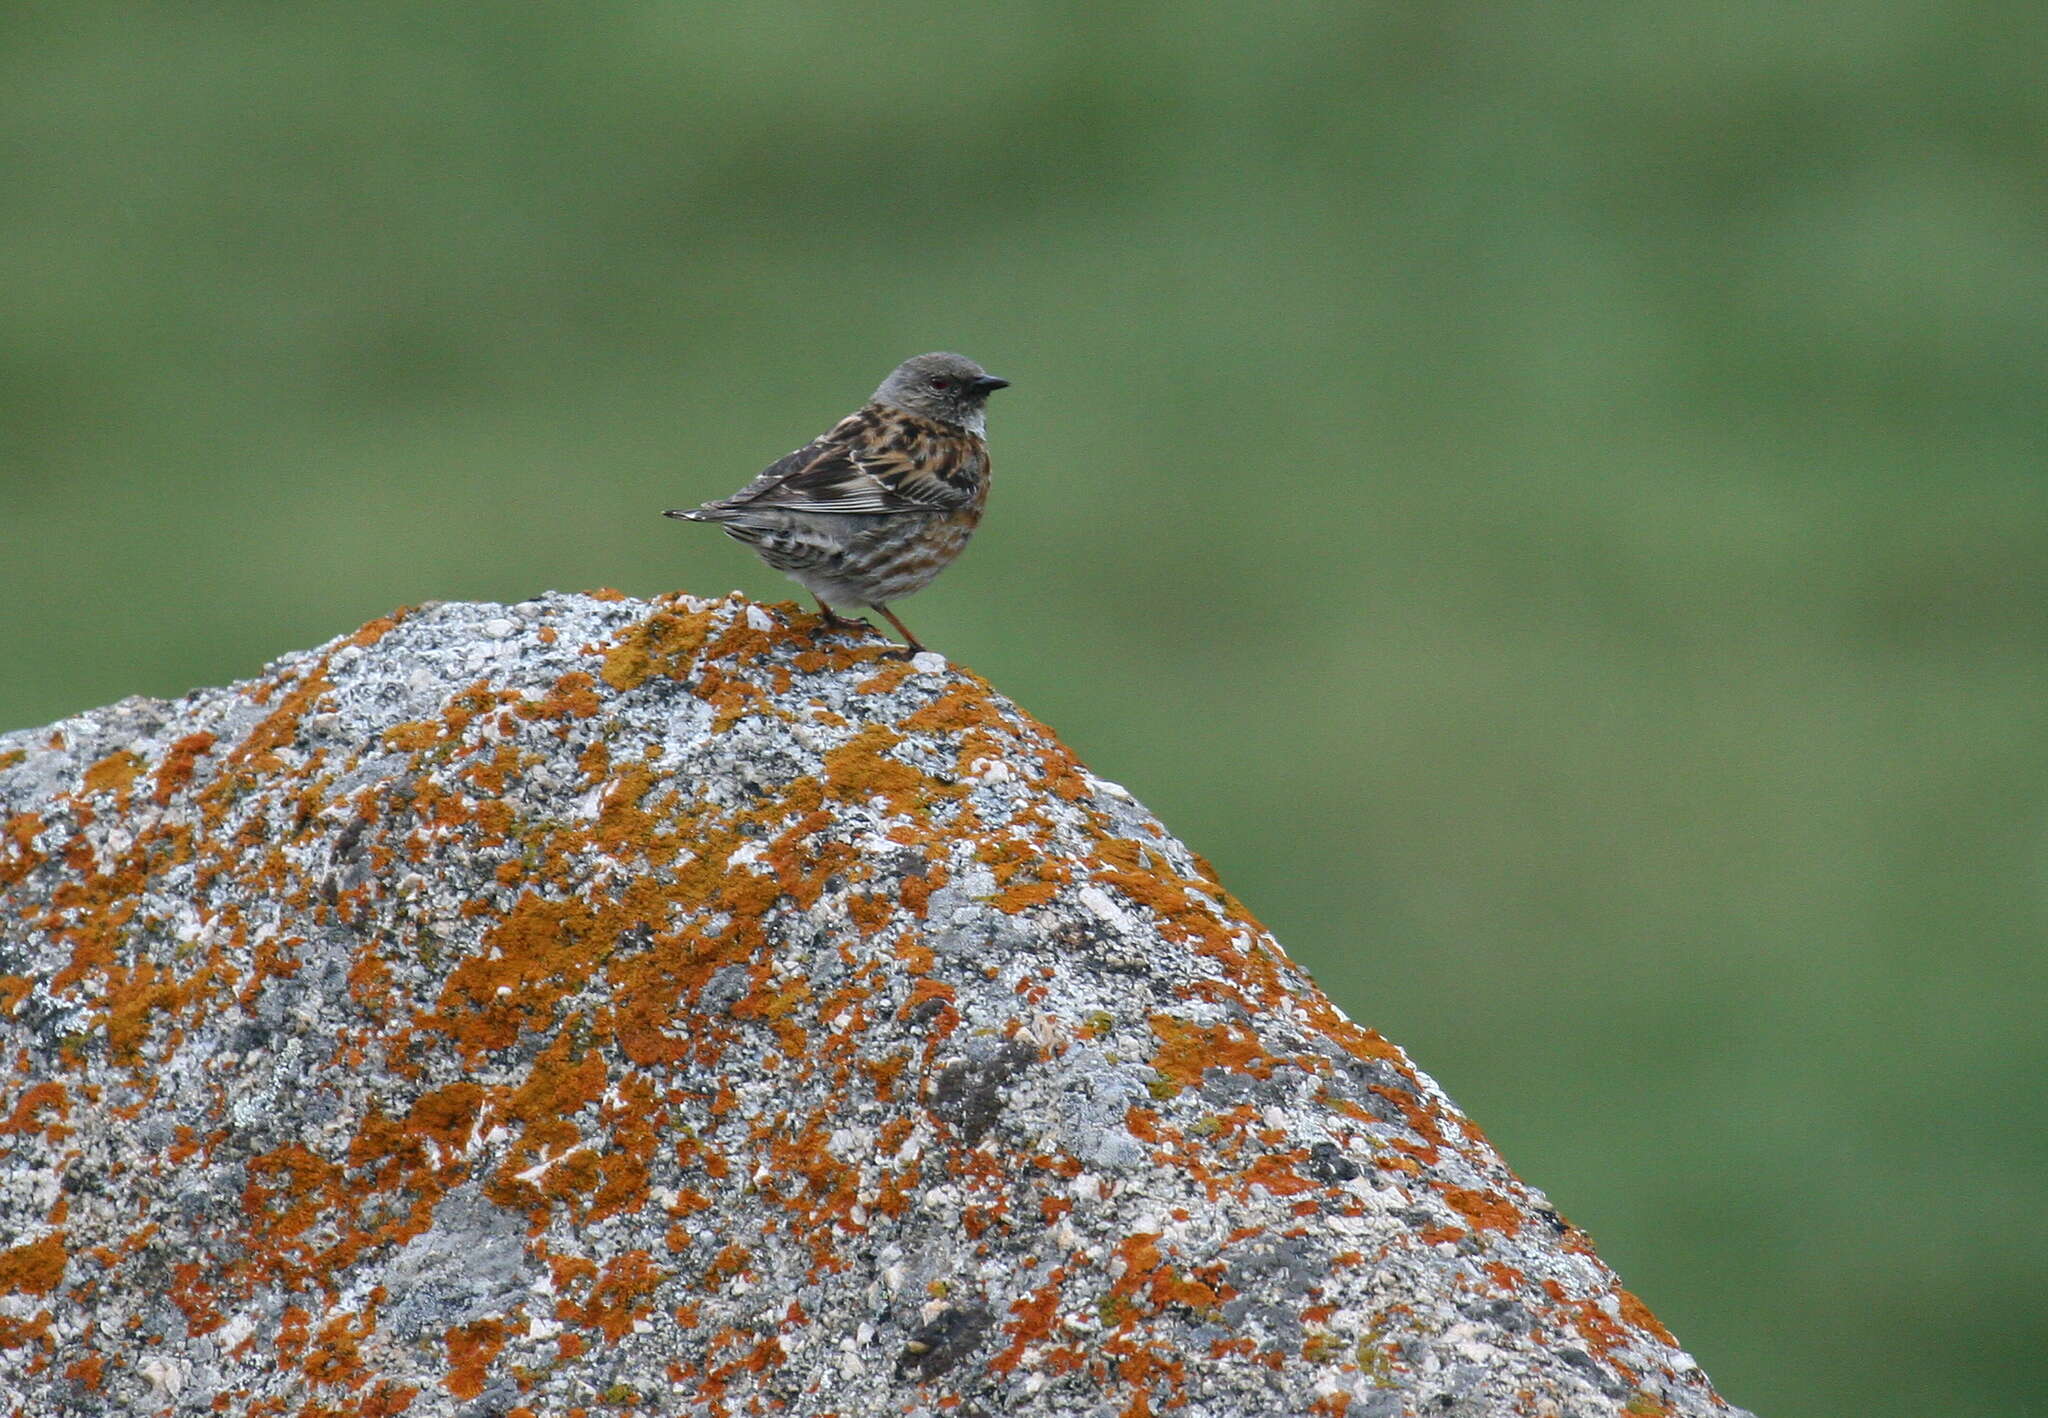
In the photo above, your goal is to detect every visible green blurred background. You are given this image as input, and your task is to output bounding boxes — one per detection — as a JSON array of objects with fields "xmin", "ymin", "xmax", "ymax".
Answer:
[{"xmin": 5, "ymin": 5, "xmax": 2044, "ymax": 1413}]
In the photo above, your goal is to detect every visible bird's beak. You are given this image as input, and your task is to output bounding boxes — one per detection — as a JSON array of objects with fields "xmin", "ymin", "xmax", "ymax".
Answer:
[{"xmin": 970, "ymin": 375, "xmax": 1010, "ymax": 393}]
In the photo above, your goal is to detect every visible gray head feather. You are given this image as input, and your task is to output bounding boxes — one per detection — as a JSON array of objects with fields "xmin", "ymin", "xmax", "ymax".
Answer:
[{"xmin": 872, "ymin": 352, "xmax": 1008, "ymax": 432}]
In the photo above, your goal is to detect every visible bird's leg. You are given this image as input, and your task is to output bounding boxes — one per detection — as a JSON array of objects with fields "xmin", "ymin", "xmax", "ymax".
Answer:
[
  {"xmin": 814, "ymin": 598, "xmax": 867, "ymax": 634},
  {"xmin": 874, "ymin": 604, "xmax": 927, "ymax": 658}
]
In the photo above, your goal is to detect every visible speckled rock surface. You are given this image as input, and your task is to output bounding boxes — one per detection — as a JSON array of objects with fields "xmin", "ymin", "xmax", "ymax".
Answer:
[{"xmin": 0, "ymin": 593, "xmax": 1752, "ymax": 1418}]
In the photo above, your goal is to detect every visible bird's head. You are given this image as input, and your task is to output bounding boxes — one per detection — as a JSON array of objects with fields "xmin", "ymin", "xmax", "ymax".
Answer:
[{"xmin": 873, "ymin": 352, "xmax": 1009, "ymax": 432}]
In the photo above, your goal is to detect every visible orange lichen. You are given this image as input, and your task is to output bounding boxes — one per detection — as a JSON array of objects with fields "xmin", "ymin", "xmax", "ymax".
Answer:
[
  {"xmin": 1315, "ymin": 1016, "xmax": 1406, "ymax": 1065},
  {"xmin": 1618, "ymin": 1288, "xmax": 1678, "ymax": 1347},
  {"xmin": 1148, "ymin": 1016, "xmax": 1272, "ymax": 1091},
  {"xmin": 904, "ymin": 979, "xmax": 957, "ymax": 1020},
  {"xmin": 822, "ymin": 725, "xmax": 941, "ymax": 810},
  {"xmin": 572, "ymin": 1252, "xmax": 666, "ymax": 1341},
  {"xmin": 0, "ymin": 812, "xmax": 42, "ymax": 889},
  {"xmin": 988, "ymin": 1279, "xmax": 1065, "ymax": 1374},
  {"xmin": 1542, "ymin": 1279, "xmax": 1634, "ymax": 1362},
  {"xmin": 381, "ymin": 720, "xmax": 443, "ymax": 753},
  {"xmin": 432, "ymin": 893, "xmax": 613, "ymax": 1053},
  {"xmin": 518, "ymin": 670, "xmax": 603, "ymax": 723},
  {"xmin": 0, "ymin": 1233, "xmax": 67, "ymax": 1294},
  {"xmin": 1239, "ymin": 1153, "xmax": 1316, "ymax": 1198},
  {"xmin": 81, "ymin": 750, "xmax": 144, "ymax": 799},
  {"xmin": 167, "ymin": 1259, "xmax": 226, "ymax": 1336},
  {"xmin": 152, "ymin": 733, "xmax": 217, "ymax": 806},
  {"xmin": 103, "ymin": 959, "xmax": 185, "ymax": 1064},
  {"xmin": 852, "ymin": 659, "xmax": 918, "ymax": 696},
  {"xmin": 445, "ymin": 1318, "xmax": 507, "ymax": 1399},
  {"xmin": 601, "ymin": 604, "xmax": 717, "ymax": 691},
  {"xmin": 227, "ymin": 665, "xmax": 335, "ymax": 775},
  {"xmin": 1125, "ymin": 1107, "xmax": 1163, "ymax": 1143},
  {"xmin": 305, "ymin": 1311, "xmax": 373, "ymax": 1389},
  {"xmin": 992, "ymin": 879, "xmax": 1061, "ymax": 913},
  {"xmin": 898, "ymin": 859, "xmax": 946, "ymax": 917},
  {"xmin": 1441, "ymin": 1187, "xmax": 1522, "ymax": 1237},
  {"xmin": 0, "ymin": 1081, "xmax": 68, "ymax": 1139},
  {"xmin": 1371, "ymin": 1084, "xmax": 1449, "ymax": 1166},
  {"xmin": 348, "ymin": 609, "xmax": 412, "ymax": 649},
  {"xmin": 594, "ymin": 763, "xmax": 679, "ymax": 864},
  {"xmin": 903, "ymin": 683, "xmax": 1010, "ymax": 735}
]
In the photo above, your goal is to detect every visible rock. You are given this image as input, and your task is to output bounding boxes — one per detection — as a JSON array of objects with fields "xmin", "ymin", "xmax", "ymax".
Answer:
[{"xmin": 0, "ymin": 592, "xmax": 1752, "ymax": 1417}]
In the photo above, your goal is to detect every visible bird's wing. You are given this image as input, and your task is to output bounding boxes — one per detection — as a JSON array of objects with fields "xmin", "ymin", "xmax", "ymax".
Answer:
[{"xmin": 710, "ymin": 408, "xmax": 985, "ymax": 516}]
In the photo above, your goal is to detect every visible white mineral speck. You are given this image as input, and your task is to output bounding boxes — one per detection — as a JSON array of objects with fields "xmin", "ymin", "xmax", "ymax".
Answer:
[
  {"xmin": 482, "ymin": 618, "xmax": 516, "ymax": 639},
  {"xmin": 140, "ymin": 1359, "xmax": 185, "ymax": 1399},
  {"xmin": 911, "ymin": 651, "xmax": 947, "ymax": 675},
  {"xmin": 1078, "ymin": 887, "xmax": 1124, "ymax": 926},
  {"xmin": 745, "ymin": 604, "xmax": 775, "ymax": 631},
  {"xmin": 215, "ymin": 1314, "xmax": 256, "ymax": 1352}
]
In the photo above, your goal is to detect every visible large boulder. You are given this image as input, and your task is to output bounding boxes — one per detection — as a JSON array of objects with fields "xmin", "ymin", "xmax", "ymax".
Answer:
[{"xmin": 0, "ymin": 592, "xmax": 1750, "ymax": 1417}]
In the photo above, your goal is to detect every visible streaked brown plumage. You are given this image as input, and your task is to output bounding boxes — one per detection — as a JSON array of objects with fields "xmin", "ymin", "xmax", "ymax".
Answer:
[{"xmin": 665, "ymin": 352, "xmax": 1008, "ymax": 655}]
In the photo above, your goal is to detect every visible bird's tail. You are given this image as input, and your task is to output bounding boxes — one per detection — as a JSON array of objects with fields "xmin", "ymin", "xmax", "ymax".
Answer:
[{"xmin": 663, "ymin": 507, "xmax": 717, "ymax": 522}]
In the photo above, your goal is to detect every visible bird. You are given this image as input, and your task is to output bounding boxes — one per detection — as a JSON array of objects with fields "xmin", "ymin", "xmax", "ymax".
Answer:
[{"xmin": 664, "ymin": 352, "xmax": 1009, "ymax": 656}]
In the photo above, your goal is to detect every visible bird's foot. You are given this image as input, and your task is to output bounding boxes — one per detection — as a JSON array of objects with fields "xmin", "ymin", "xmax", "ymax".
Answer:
[{"xmin": 811, "ymin": 606, "xmax": 874, "ymax": 643}]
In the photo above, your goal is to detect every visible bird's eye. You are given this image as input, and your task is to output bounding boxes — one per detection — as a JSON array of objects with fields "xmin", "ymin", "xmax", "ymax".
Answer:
[{"xmin": 928, "ymin": 376, "xmax": 951, "ymax": 390}]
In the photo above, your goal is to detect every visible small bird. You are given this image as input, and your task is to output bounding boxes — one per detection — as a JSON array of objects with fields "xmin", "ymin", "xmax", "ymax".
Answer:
[{"xmin": 665, "ymin": 352, "xmax": 1009, "ymax": 656}]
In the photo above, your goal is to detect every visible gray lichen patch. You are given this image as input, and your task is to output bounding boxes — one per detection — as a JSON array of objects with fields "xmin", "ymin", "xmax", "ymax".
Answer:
[{"xmin": 0, "ymin": 592, "xmax": 1752, "ymax": 1417}]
